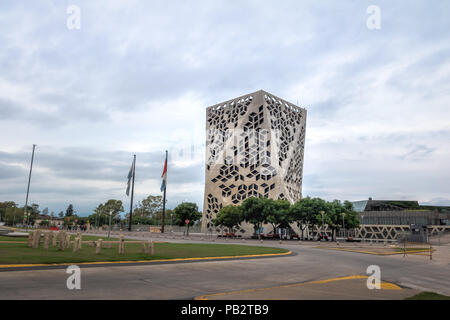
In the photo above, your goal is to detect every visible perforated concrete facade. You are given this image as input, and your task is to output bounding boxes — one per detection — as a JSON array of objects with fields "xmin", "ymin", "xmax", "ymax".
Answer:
[{"xmin": 201, "ymin": 90, "xmax": 307, "ymax": 235}]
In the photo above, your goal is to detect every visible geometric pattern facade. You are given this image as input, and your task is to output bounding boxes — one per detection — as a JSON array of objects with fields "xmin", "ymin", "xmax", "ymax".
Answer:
[
  {"xmin": 202, "ymin": 90, "xmax": 307, "ymax": 233},
  {"xmin": 312, "ymin": 225, "xmax": 450, "ymax": 241},
  {"xmin": 353, "ymin": 225, "xmax": 450, "ymax": 241}
]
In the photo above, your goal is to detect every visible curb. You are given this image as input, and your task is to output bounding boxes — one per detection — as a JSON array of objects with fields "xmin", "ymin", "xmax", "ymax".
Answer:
[{"xmin": 0, "ymin": 250, "xmax": 292, "ymax": 271}]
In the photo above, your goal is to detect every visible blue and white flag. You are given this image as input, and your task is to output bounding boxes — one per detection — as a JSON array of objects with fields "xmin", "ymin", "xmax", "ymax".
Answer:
[{"xmin": 126, "ymin": 160, "xmax": 134, "ymax": 196}]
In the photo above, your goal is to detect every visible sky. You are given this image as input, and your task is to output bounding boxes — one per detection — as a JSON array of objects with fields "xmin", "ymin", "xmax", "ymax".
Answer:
[{"xmin": 0, "ymin": 0, "xmax": 449, "ymax": 217}]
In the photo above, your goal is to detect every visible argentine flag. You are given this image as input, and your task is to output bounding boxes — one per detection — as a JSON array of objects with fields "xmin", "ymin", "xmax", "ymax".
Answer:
[
  {"xmin": 160, "ymin": 158, "xmax": 167, "ymax": 192},
  {"xmin": 126, "ymin": 160, "xmax": 134, "ymax": 196}
]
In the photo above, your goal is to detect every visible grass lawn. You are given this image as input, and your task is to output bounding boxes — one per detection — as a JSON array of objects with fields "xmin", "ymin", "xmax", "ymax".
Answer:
[
  {"xmin": 0, "ymin": 235, "xmax": 29, "ymax": 242},
  {"xmin": 0, "ymin": 235, "xmax": 130, "ymax": 242},
  {"xmin": 0, "ymin": 235, "xmax": 288, "ymax": 265},
  {"xmin": 405, "ymin": 292, "xmax": 450, "ymax": 300}
]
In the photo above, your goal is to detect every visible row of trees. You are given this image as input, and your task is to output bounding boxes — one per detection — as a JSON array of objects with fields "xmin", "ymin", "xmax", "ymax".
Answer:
[
  {"xmin": 214, "ymin": 197, "xmax": 360, "ymax": 240},
  {"xmin": 87, "ymin": 196, "xmax": 168, "ymax": 227},
  {"xmin": 85, "ymin": 196, "xmax": 202, "ymax": 233},
  {"xmin": 3, "ymin": 196, "xmax": 359, "ymax": 240},
  {"xmin": 0, "ymin": 201, "xmax": 78, "ymax": 227}
]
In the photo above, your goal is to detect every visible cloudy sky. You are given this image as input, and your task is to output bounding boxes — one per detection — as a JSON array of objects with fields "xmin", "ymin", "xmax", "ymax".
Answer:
[{"xmin": 1, "ymin": 0, "xmax": 449, "ymax": 216}]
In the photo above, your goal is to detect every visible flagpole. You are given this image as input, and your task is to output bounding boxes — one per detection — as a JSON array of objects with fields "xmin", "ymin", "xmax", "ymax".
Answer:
[
  {"xmin": 128, "ymin": 155, "xmax": 136, "ymax": 232},
  {"xmin": 24, "ymin": 144, "xmax": 36, "ymax": 226},
  {"xmin": 161, "ymin": 150, "xmax": 167, "ymax": 233}
]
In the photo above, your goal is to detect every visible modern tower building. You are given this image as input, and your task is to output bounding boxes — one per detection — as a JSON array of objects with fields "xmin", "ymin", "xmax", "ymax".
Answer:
[{"xmin": 201, "ymin": 90, "xmax": 307, "ymax": 235}]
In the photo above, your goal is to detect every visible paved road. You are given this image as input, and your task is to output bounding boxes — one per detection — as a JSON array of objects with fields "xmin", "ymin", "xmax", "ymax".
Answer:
[{"xmin": 0, "ymin": 238, "xmax": 449, "ymax": 299}]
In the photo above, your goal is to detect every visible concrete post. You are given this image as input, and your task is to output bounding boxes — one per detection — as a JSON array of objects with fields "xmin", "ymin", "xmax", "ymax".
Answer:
[
  {"xmin": 148, "ymin": 240, "xmax": 154, "ymax": 256},
  {"xmin": 73, "ymin": 237, "xmax": 79, "ymax": 252},
  {"xmin": 43, "ymin": 232, "xmax": 50, "ymax": 250},
  {"xmin": 51, "ymin": 232, "xmax": 57, "ymax": 247},
  {"xmin": 141, "ymin": 241, "xmax": 147, "ymax": 254},
  {"xmin": 32, "ymin": 230, "xmax": 40, "ymax": 248},
  {"xmin": 118, "ymin": 234, "xmax": 125, "ymax": 254},
  {"xmin": 65, "ymin": 234, "xmax": 71, "ymax": 249},
  {"xmin": 27, "ymin": 231, "xmax": 33, "ymax": 247},
  {"xmin": 96, "ymin": 239, "xmax": 103, "ymax": 254},
  {"xmin": 58, "ymin": 231, "xmax": 65, "ymax": 251}
]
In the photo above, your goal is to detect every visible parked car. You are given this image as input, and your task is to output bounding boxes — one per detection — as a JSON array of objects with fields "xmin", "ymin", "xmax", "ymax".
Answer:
[
  {"xmin": 346, "ymin": 236, "xmax": 361, "ymax": 242},
  {"xmin": 264, "ymin": 232, "xmax": 282, "ymax": 239},
  {"xmin": 218, "ymin": 232, "xmax": 241, "ymax": 238}
]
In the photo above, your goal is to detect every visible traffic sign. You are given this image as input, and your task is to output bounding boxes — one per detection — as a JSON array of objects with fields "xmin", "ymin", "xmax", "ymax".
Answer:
[{"xmin": 185, "ymin": 219, "xmax": 190, "ymax": 225}]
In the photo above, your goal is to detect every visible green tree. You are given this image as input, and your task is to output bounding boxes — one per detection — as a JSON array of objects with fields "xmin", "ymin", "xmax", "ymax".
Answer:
[
  {"xmin": 164, "ymin": 209, "xmax": 174, "ymax": 226},
  {"xmin": 241, "ymin": 197, "xmax": 270, "ymax": 239},
  {"xmin": 134, "ymin": 195, "xmax": 163, "ymax": 218},
  {"xmin": 102, "ymin": 199, "xmax": 124, "ymax": 217},
  {"xmin": 66, "ymin": 204, "xmax": 74, "ymax": 217},
  {"xmin": 266, "ymin": 199, "xmax": 292, "ymax": 238},
  {"xmin": 342, "ymin": 201, "xmax": 360, "ymax": 229},
  {"xmin": 213, "ymin": 205, "xmax": 243, "ymax": 233},
  {"xmin": 173, "ymin": 202, "xmax": 202, "ymax": 236},
  {"xmin": 58, "ymin": 211, "xmax": 64, "ymax": 218},
  {"xmin": 93, "ymin": 200, "xmax": 124, "ymax": 227},
  {"xmin": 289, "ymin": 197, "xmax": 327, "ymax": 240},
  {"xmin": 131, "ymin": 215, "xmax": 153, "ymax": 225},
  {"xmin": 0, "ymin": 201, "xmax": 17, "ymax": 223},
  {"xmin": 326, "ymin": 200, "xmax": 360, "ymax": 240},
  {"xmin": 27, "ymin": 203, "xmax": 40, "ymax": 225},
  {"xmin": 3, "ymin": 206, "xmax": 24, "ymax": 226}
]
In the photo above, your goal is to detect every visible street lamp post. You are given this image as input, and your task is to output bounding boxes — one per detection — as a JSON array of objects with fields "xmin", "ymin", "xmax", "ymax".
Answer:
[
  {"xmin": 13, "ymin": 207, "xmax": 17, "ymax": 226},
  {"xmin": 361, "ymin": 214, "xmax": 365, "ymax": 242},
  {"xmin": 342, "ymin": 213, "xmax": 345, "ymax": 237},
  {"xmin": 320, "ymin": 210, "xmax": 325, "ymax": 241},
  {"xmin": 108, "ymin": 210, "xmax": 112, "ymax": 239}
]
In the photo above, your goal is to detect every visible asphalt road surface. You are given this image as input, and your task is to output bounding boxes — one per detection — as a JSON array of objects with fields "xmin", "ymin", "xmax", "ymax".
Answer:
[{"xmin": 0, "ymin": 240, "xmax": 449, "ymax": 300}]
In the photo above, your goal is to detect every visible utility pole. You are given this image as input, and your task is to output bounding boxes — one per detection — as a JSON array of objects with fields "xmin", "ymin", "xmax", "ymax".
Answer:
[{"xmin": 24, "ymin": 144, "xmax": 36, "ymax": 226}]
